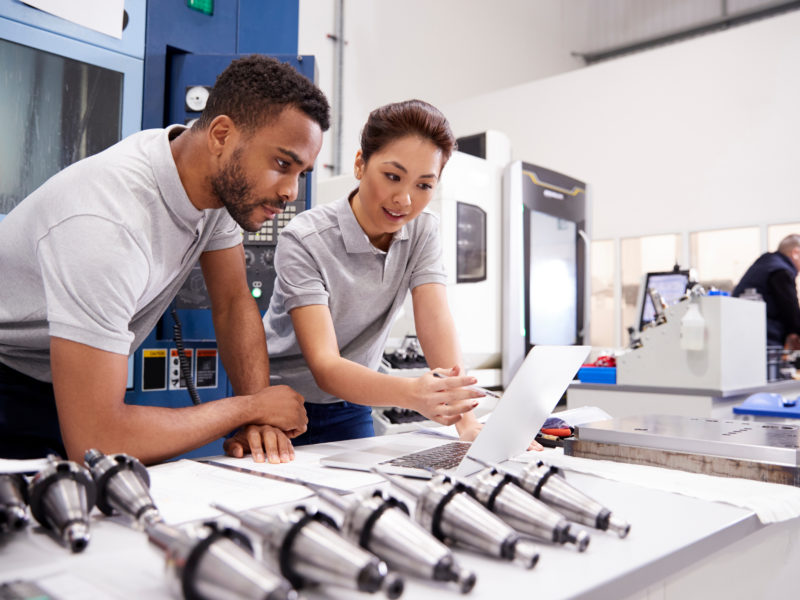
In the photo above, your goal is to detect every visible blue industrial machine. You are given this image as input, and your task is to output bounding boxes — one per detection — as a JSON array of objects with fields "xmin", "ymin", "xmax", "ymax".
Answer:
[{"xmin": 0, "ymin": 0, "xmax": 312, "ymax": 458}]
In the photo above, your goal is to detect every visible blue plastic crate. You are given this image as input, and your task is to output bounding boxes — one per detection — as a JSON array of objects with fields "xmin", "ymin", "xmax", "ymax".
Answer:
[{"xmin": 577, "ymin": 366, "xmax": 616, "ymax": 384}]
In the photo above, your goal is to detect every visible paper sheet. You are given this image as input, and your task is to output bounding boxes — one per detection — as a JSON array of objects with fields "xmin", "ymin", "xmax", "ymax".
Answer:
[
  {"xmin": 22, "ymin": 0, "xmax": 125, "ymax": 39},
  {"xmin": 147, "ymin": 459, "xmax": 313, "ymax": 524},
  {"xmin": 1, "ymin": 569, "xmax": 123, "ymax": 600},
  {"xmin": 552, "ymin": 405, "xmax": 614, "ymax": 426},
  {"xmin": 0, "ymin": 457, "xmax": 50, "ymax": 474},
  {"xmin": 208, "ymin": 451, "xmax": 385, "ymax": 491},
  {"xmin": 514, "ymin": 448, "xmax": 800, "ymax": 524},
  {"xmin": 415, "ymin": 424, "xmax": 459, "ymax": 439}
]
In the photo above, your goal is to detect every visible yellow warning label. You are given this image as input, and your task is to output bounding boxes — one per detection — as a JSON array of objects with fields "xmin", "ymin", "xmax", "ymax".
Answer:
[{"xmin": 143, "ymin": 349, "xmax": 167, "ymax": 358}]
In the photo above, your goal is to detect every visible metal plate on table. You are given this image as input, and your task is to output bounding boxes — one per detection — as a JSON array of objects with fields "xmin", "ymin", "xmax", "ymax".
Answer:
[{"xmin": 571, "ymin": 414, "xmax": 800, "ymax": 467}]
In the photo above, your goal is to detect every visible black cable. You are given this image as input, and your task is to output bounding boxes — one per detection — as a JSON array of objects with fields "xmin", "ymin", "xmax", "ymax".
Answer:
[{"xmin": 171, "ymin": 308, "xmax": 201, "ymax": 406}]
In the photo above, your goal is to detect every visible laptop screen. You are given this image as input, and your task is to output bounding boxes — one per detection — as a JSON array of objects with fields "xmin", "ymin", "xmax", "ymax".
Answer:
[{"xmin": 457, "ymin": 345, "xmax": 590, "ymax": 475}]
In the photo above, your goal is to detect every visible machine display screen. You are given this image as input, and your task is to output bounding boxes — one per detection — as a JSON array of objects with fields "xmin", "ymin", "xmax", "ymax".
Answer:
[
  {"xmin": 639, "ymin": 271, "xmax": 690, "ymax": 329},
  {"xmin": 0, "ymin": 38, "xmax": 123, "ymax": 214}
]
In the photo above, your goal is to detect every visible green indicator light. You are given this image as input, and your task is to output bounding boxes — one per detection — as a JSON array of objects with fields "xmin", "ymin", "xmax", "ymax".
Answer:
[
  {"xmin": 251, "ymin": 287, "xmax": 262, "ymax": 299},
  {"xmin": 187, "ymin": 0, "xmax": 213, "ymax": 16}
]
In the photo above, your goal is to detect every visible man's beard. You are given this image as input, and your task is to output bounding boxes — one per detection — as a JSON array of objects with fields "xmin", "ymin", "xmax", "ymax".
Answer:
[{"xmin": 210, "ymin": 148, "xmax": 284, "ymax": 232}]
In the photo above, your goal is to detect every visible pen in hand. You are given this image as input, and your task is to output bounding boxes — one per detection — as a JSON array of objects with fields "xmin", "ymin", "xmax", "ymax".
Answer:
[{"xmin": 432, "ymin": 372, "xmax": 501, "ymax": 399}]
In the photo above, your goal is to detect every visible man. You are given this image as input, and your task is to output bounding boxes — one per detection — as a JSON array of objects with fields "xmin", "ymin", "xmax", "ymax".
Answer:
[
  {"xmin": 0, "ymin": 55, "xmax": 329, "ymax": 465},
  {"xmin": 733, "ymin": 234, "xmax": 800, "ymax": 350}
]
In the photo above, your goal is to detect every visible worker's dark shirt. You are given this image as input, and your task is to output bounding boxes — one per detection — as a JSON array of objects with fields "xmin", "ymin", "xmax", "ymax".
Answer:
[
  {"xmin": 768, "ymin": 269, "xmax": 800, "ymax": 339},
  {"xmin": 733, "ymin": 251, "xmax": 800, "ymax": 346}
]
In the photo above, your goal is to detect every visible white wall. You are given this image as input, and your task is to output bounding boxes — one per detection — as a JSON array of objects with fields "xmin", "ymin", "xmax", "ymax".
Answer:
[
  {"xmin": 441, "ymin": 11, "xmax": 800, "ymax": 241},
  {"xmin": 300, "ymin": 4, "xmax": 800, "ymax": 236},
  {"xmin": 298, "ymin": 0, "xmax": 584, "ymax": 179},
  {"xmin": 296, "ymin": 0, "xmax": 336, "ymax": 178}
]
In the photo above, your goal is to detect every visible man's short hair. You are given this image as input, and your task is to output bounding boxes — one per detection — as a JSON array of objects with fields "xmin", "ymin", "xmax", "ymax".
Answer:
[
  {"xmin": 778, "ymin": 234, "xmax": 800, "ymax": 255},
  {"xmin": 193, "ymin": 54, "xmax": 330, "ymax": 133}
]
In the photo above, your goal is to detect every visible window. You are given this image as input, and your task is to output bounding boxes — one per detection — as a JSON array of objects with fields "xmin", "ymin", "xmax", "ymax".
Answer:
[
  {"xmin": 590, "ymin": 239, "xmax": 615, "ymax": 348},
  {"xmin": 767, "ymin": 223, "xmax": 800, "ymax": 251},
  {"xmin": 620, "ymin": 234, "xmax": 680, "ymax": 343},
  {"xmin": 689, "ymin": 227, "xmax": 760, "ymax": 293},
  {"xmin": 768, "ymin": 223, "xmax": 800, "ymax": 298}
]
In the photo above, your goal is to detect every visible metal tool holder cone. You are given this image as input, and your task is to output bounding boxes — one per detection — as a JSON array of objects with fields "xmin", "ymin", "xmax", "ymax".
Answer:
[
  {"xmin": 213, "ymin": 503, "xmax": 404, "ymax": 598},
  {"xmin": 146, "ymin": 521, "xmax": 297, "ymax": 600},
  {"xmin": 378, "ymin": 470, "xmax": 540, "ymax": 569},
  {"xmin": 518, "ymin": 461, "xmax": 630, "ymax": 538},
  {"xmin": 313, "ymin": 484, "xmax": 477, "ymax": 594},
  {"xmin": 0, "ymin": 473, "xmax": 30, "ymax": 533},
  {"xmin": 84, "ymin": 448, "xmax": 162, "ymax": 528},
  {"xmin": 28, "ymin": 457, "xmax": 96, "ymax": 552},
  {"xmin": 470, "ymin": 467, "xmax": 590, "ymax": 552}
]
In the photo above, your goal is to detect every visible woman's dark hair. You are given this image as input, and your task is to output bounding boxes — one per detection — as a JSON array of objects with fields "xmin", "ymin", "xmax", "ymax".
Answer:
[
  {"xmin": 194, "ymin": 54, "xmax": 330, "ymax": 133},
  {"xmin": 360, "ymin": 100, "xmax": 456, "ymax": 169}
]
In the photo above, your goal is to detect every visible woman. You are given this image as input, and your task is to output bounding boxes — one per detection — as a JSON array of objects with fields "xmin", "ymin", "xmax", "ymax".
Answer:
[{"xmin": 225, "ymin": 100, "xmax": 484, "ymax": 462}]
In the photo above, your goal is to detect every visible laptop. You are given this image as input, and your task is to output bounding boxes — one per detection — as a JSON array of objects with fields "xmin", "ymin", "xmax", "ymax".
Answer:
[{"xmin": 320, "ymin": 345, "xmax": 590, "ymax": 478}]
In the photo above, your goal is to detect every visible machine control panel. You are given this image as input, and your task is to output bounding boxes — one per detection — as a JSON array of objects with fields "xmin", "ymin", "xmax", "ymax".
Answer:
[
  {"xmin": 244, "ymin": 201, "xmax": 299, "ymax": 244},
  {"xmin": 175, "ymin": 193, "xmax": 306, "ymax": 313},
  {"xmin": 241, "ymin": 191, "xmax": 305, "ymax": 310}
]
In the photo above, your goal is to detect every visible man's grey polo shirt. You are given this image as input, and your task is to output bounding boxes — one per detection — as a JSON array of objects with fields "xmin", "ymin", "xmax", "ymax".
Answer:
[
  {"xmin": 264, "ymin": 195, "xmax": 447, "ymax": 404},
  {"xmin": 0, "ymin": 126, "xmax": 241, "ymax": 382}
]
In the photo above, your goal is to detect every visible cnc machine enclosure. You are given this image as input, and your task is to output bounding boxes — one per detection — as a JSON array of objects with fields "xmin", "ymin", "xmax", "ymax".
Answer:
[{"xmin": 616, "ymin": 296, "xmax": 766, "ymax": 391}]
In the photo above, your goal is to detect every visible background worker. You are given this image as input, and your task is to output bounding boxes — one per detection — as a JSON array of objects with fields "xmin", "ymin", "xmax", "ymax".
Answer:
[{"xmin": 733, "ymin": 234, "xmax": 800, "ymax": 350}]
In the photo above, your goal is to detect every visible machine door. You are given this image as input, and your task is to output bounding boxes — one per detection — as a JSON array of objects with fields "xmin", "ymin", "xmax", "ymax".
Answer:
[
  {"xmin": 502, "ymin": 161, "xmax": 589, "ymax": 387},
  {"xmin": 521, "ymin": 163, "xmax": 587, "ymax": 350}
]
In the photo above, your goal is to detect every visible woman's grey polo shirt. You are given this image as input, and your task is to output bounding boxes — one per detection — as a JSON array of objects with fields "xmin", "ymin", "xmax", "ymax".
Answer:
[{"xmin": 263, "ymin": 195, "xmax": 447, "ymax": 404}]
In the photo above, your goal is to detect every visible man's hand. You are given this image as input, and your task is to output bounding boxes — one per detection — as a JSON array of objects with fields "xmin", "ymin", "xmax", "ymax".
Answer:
[
  {"xmin": 246, "ymin": 385, "xmax": 308, "ymax": 437},
  {"xmin": 224, "ymin": 425, "xmax": 295, "ymax": 463},
  {"xmin": 409, "ymin": 367, "xmax": 483, "ymax": 426}
]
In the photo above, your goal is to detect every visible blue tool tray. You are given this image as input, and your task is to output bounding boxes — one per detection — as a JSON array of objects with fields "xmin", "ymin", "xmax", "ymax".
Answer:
[
  {"xmin": 733, "ymin": 392, "xmax": 800, "ymax": 419},
  {"xmin": 577, "ymin": 366, "xmax": 616, "ymax": 385}
]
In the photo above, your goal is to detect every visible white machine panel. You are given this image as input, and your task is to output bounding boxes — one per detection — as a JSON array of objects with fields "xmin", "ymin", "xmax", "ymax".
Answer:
[
  {"xmin": 387, "ymin": 151, "xmax": 503, "ymax": 373},
  {"xmin": 616, "ymin": 295, "xmax": 766, "ymax": 391}
]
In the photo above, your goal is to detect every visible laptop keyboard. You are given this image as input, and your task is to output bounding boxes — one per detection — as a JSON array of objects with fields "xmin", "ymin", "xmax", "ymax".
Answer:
[{"xmin": 380, "ymin": 441, "xmax": 472, "ymax": 471}]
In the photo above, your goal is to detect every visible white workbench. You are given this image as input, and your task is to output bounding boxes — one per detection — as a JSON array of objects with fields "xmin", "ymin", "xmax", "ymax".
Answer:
[{"xmin": 2, "ymin": 432, "xmax": 799, "ymax": 600}]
